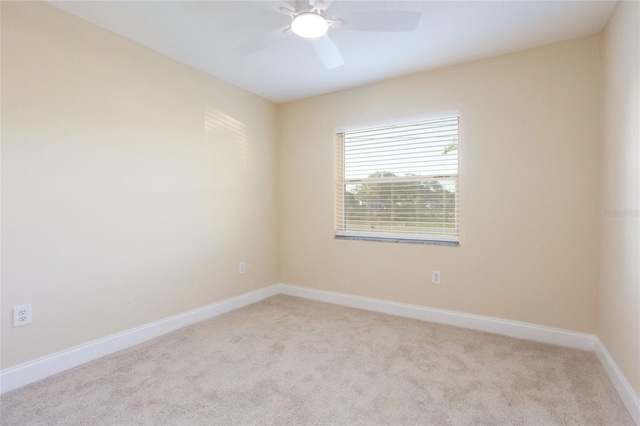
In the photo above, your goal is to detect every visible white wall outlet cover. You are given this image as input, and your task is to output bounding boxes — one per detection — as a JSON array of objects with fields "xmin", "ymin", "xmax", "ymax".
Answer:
[{"xmin": 13, "ymin": 304, "xmax": 32, "ymax": 327}]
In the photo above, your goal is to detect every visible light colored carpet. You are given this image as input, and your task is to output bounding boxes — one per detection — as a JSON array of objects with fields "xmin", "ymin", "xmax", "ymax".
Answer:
[{"xmin": 0, "ymin": 295, "xmax": 633, "ymax": 425}]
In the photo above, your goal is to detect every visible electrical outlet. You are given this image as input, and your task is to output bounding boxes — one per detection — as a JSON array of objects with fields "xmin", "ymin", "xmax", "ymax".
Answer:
[
  {"xmin": 13, "ymin": 304, "xmax": 32, "ymax": 327},
  {"xmin": 239, "ymin": 261, "xmax": 246, "ymax": 274},
  {"xmin": 432, "ymin": 270, "xmax": 441, "ymax": 285}
]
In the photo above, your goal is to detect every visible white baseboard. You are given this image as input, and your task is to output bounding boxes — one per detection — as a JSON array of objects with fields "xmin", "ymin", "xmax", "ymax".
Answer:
[
  {"xmin": 3, "ymin": 282, "xmax": 638, "ymax": 425},
  {"xmin": 595, "ymin": 339, "xmax": 640, "ymax": 425},
  {"xmin": 0, "ymin": 284, "xmax": 280, "ymax": 394},
  {"xmin": 278, "ymin": 283, "xmax": 596, "ymax": 351},
  {"xmin": 279, "ymin": 283, "xmax": 640, "ymax": 423}
]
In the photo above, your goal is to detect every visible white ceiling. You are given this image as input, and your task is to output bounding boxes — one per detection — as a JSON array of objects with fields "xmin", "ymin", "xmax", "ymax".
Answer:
[{"xmin": 47, "ymin": 1, "xmax": 616, "ymax": 103}]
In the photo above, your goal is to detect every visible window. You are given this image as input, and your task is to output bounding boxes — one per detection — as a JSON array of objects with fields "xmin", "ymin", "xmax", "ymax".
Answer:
[{"xmin": 335, "ymin": 115, "xmax": 459, "ymax": 244}]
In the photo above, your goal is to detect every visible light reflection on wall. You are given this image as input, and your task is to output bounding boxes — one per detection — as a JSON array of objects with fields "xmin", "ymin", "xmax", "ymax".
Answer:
[
  {"xmin": 204, "ymin": 105, "xmax": 249, "ymax": 172},
  {"xmin": 203, "ymin": 105, "xmax": 251, "ymax": 246}
]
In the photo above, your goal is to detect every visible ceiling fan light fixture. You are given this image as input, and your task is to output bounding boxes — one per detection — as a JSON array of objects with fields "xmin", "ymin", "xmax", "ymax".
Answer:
[{"xmin": 291, "ymin": 12, "xmax": 329, "ymax": 38}]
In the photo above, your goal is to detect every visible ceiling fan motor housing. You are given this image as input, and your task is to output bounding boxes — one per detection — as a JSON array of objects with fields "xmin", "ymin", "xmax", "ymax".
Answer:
[{"xmin": 291, "ymin": 12, "xmax": 329, "ymax": 39}]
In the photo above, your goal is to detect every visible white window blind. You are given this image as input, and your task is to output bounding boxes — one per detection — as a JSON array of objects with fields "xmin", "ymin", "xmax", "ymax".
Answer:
[{"xmin": 335, "ymin": 116, "xmax": 459, "ymax": 243}]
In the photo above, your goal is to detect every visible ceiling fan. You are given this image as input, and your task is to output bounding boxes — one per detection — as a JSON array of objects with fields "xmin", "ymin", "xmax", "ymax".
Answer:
[{"xmin": 232, "ymin": 0, "xmax": 421, "ymax": 69}]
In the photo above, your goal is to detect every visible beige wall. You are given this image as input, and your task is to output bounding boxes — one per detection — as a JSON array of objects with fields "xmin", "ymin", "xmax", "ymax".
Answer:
[
  {"xmin": 278, "ymin": 35, "xmax": 602, "ymax": 333},
  {"xmin": 599, "ymin": 1, "xmax": 640, "ymax": 397},
  {"xmin": 1, "ymin": 2, "xmax": 279, "ymax": 368},
  {"xmin": 3, "ymin": 0, "xmax": 636, "ymax": 401}
]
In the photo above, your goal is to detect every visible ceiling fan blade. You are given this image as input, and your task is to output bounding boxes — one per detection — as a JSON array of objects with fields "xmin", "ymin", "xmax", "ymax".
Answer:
[
  {"xmin": 341, "ymin": 10, "xmax": 421, "ymax": 32},
  {"xmin": 309, "ymin": 0, "xmax": 333, "ymax": 12},
  {"xmin": 232, "ymin": 26, "xmax": 291, "ymax": 56},
  {"xmin": 258, "ymin": 1, "xmax": 296, "ymax": 16},
  {"xmin": 310, "ymin": 34, "xmax": 344, "ymax": 69},
  {"xmin": 277, "ymin": 1, "xmax": 296, "ymax": 15}
]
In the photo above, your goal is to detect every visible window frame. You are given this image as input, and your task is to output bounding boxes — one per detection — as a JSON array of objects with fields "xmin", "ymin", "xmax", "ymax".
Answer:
[{"xmin": 334, "ymin": 113, "xmax": 460, "ymax": 245}]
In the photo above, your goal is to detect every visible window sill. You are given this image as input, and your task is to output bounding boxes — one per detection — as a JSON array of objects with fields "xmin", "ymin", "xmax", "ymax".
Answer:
[{"xmin": 334, "ymin": 235, "xmax": 459, "ymax": 246}]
